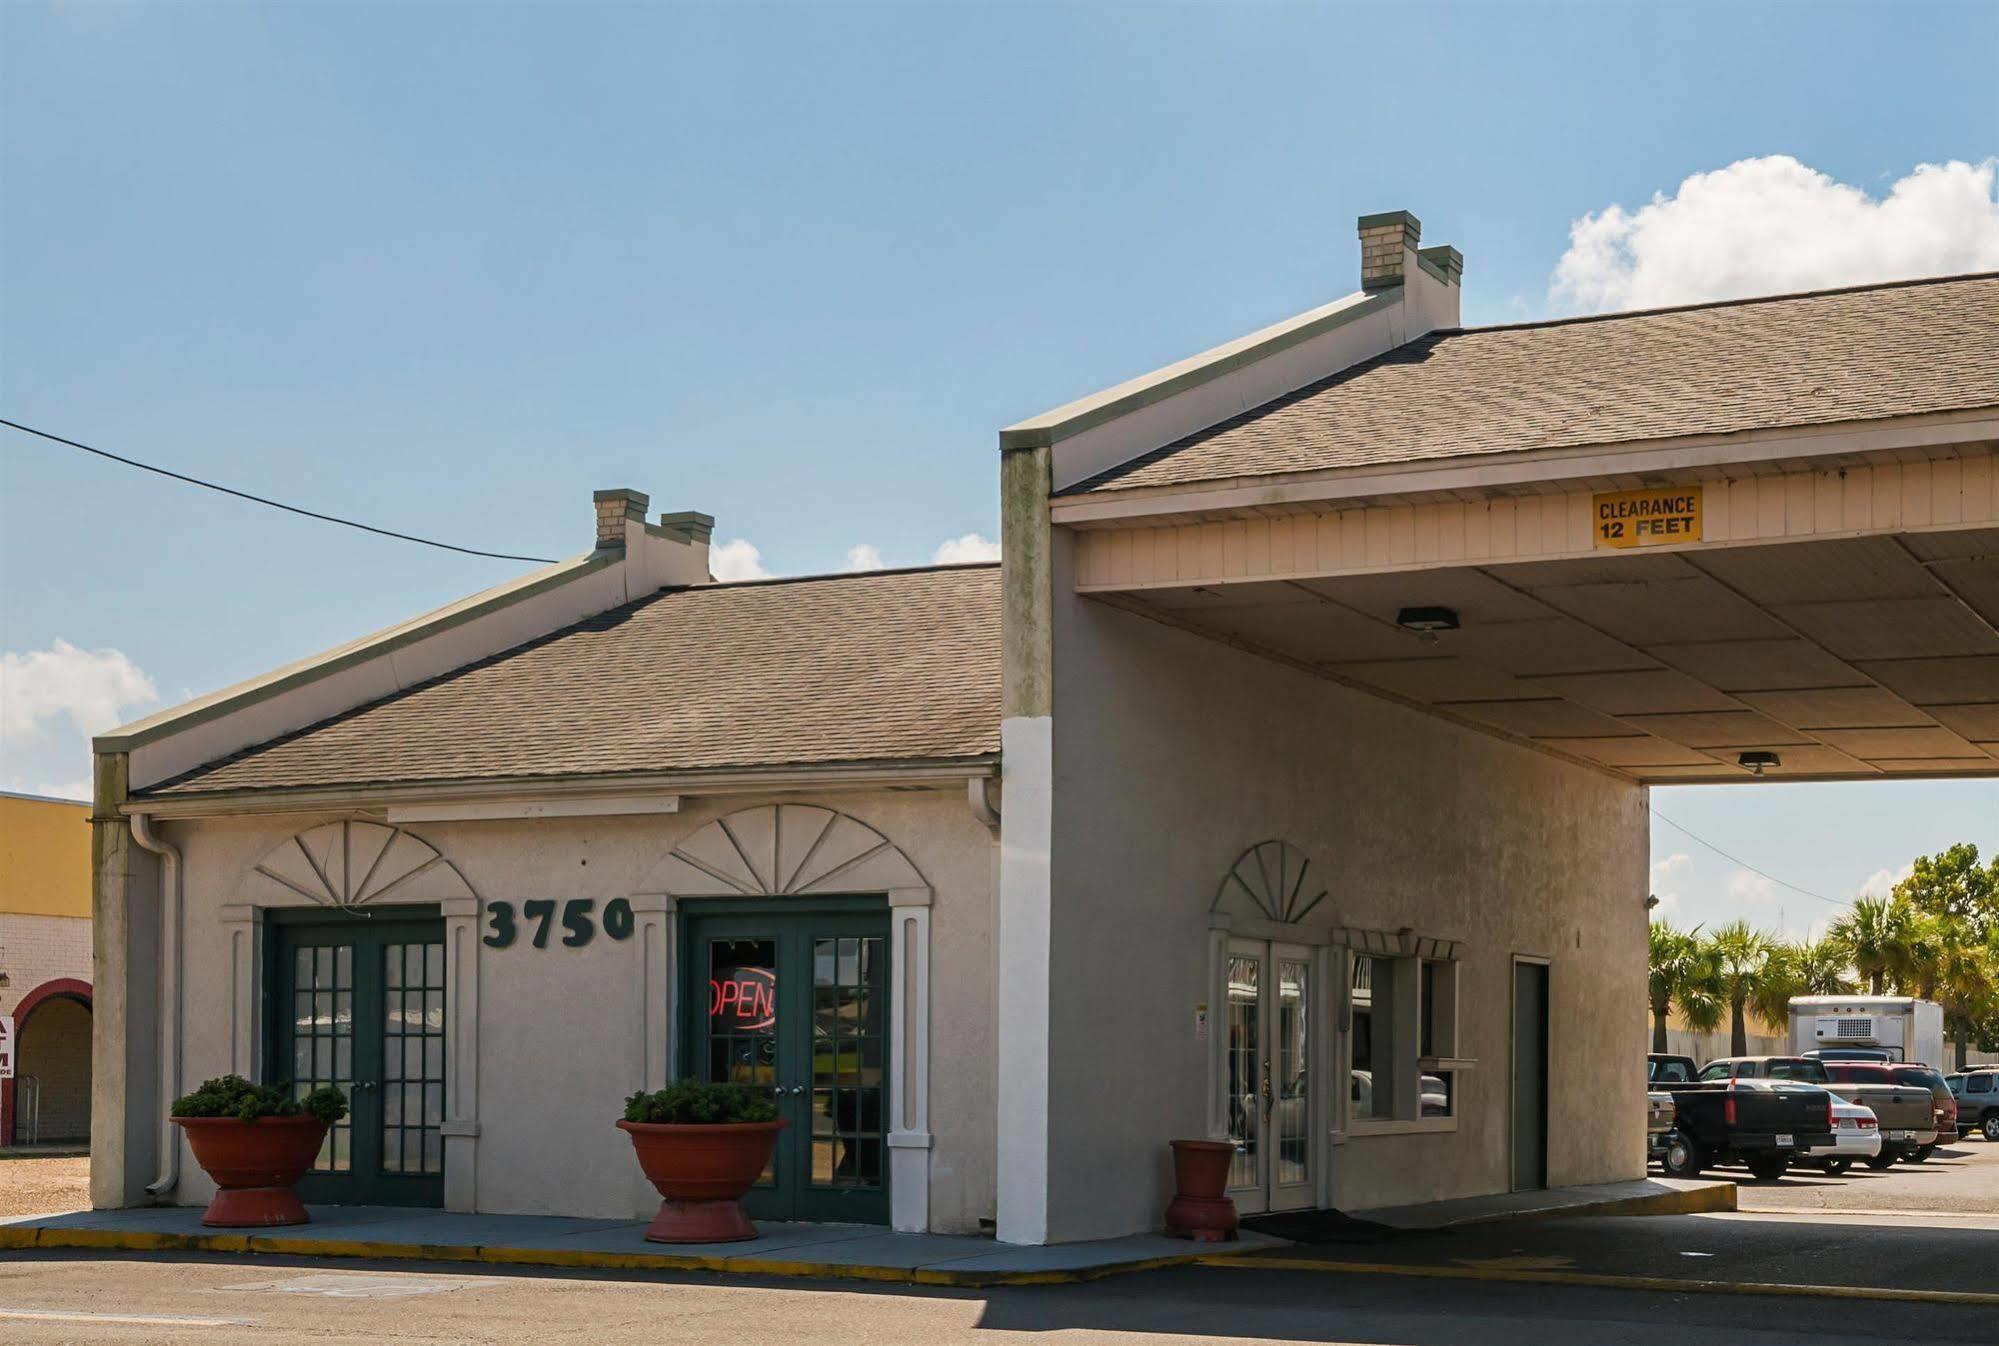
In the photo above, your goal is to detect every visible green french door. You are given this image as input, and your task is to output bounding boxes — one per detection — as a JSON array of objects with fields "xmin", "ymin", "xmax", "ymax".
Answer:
[
  {"xmin": 266, "ymin": 907, "xmax": 446, "ymax": 1207},
  {"xmin": 681, "ymin": 902, "xmax": 890, "ymax": 1225}
]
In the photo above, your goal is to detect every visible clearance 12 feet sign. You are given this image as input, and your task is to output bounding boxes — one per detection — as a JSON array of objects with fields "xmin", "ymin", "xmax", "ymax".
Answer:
[{"xmin": 1592, "ymin": 485, "xmax": 1702, "ymax": 549}]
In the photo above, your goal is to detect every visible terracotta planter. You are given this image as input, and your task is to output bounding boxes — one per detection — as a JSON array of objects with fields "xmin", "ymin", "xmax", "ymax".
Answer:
[
  {"xmin": 173, "ymin": 1115, "xmax": 329, "ymax": 1227},
  {"xmin": 1163, "ymin": 1138, "xmax": 1239, "ymax": 1242},
  {"xmin": 617, "ymin": 1118, "xmax": 789, "ymax": 1243}
]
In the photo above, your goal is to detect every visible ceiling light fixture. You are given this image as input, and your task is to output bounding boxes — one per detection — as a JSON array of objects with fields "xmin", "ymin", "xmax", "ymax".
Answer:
[
  {"xmin": 1738, "ymin": 751, "xmax": 1781, "ymax": 777},
  {"xmin": 1396, "ymin": 606, "xmax": 1460, "ymax": 643}
]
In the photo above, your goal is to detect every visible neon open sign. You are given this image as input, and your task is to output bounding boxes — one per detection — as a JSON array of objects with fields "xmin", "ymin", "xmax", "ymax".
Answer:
[{"xmin": 711, "ymin": 967, "xmax": 776, "ymax": 1030}]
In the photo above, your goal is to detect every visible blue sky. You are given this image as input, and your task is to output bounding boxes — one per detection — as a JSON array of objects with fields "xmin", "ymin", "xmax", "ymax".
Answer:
[{"xmin": 3, "ymin": 2, "xmax": 1997, "ymax": 938}]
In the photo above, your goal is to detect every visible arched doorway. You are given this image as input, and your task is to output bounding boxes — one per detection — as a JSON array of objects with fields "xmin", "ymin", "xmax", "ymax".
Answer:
[{"xmin": 3, "ymin": 978, "xmax": 92, "ymax": 1147}]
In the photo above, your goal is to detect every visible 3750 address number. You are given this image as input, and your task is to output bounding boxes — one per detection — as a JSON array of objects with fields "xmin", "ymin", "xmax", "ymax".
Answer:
[{"xmin": 482, "ymin": 898, "xmax": 635, "ymax": 950}]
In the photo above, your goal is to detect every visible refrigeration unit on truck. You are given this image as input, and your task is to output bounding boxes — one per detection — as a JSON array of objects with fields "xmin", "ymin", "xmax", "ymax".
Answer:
[{"xmin": 1789, "ymin": 996, "xmax": 1945, "ymax": 1066}]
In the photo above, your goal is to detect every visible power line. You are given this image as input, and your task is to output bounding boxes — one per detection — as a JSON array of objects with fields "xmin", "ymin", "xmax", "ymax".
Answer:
[
  {"xmin": 1650, "ymin": 809, "xmax": 1848, "ymax": 908},
  {"xmin": 1, "ymin": 417, "xmax": 558, "ymax": 564}
]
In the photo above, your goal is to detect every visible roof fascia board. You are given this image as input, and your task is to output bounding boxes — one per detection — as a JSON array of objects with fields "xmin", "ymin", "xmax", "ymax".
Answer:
[
  {"xmin": 1006, "ymin": 288, "xmax": 1423, "ymax": 494},
  {"xmin": 104, "ymin": 549, "xmax": 633, "ymax": 791},
  {"xmin": 124, "ymin": 757, "xmax": 1003, "ymax": 818},
  {"xmin": 1048, "ymin": 408, "xmax": 1999, "ymax": 526}
]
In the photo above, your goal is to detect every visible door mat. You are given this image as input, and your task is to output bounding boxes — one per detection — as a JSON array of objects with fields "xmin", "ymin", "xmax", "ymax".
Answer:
[{"xmin": 1237, "ymin": 1208, "xmax": 1438, "ymax": 1245}]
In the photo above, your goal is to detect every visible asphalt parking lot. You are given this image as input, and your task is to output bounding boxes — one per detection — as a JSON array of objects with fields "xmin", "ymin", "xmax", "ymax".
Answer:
[
  {"xmin": 1730, "ymin": 1135, "xmax": 1999, "ymax": 1216},
  {"xmin": 0, "ymin": 1250, "xmax": 1994, "ymax": 1346}
]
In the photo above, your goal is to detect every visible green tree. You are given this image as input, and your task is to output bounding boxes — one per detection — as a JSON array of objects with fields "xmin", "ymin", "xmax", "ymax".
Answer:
[
  {"xmin": 1752, "ymin": 936, "xmax": 1854, "ymax": 1030},
  {"xmin": 1893, "ymin": 843, "xmax": 1998, "ymax": 941},
  {"xmin": 1703, "ymin": 920, "xmax": 1782, "ymax": 1057},
  {"xmin": 1830, "ymin": 897, "xmax": 1912, "ymax": 995},
  {"xmin": 1648, "ymin": 921, "xmax": 1721, "ymax": 1053}
]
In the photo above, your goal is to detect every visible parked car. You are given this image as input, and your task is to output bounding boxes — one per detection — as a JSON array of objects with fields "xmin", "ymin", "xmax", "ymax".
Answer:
[
  {"xmin": 1646, "ymin": 1090, "xmax": 1678, "ymax": 1166},
  {"xmin": 1871, "ymin": 1063, "xmax": 1958, "ymax": 1156},
  {"xmin": 1803, "ymin": 1097, "xmax": 1882, "ymax": 1175},
  {"xmin": 1695, "ymin": 1055, "xmax": 1828, "ymax": 1082},
  {"xmin": 1656, "ymin": 1079, "xmax": 1835, "ymax": 1181},
  {"xmin": 1946, "ymin": 1069, "xmax": 1999, "ymax": 1141},
  {"xmin": 1812, "ymin": 1064, "xmax": 1938, "ymax": 1166},
  {"xmin": 1698, "ymin": 1057, "xmax": 1934, "ymax": 1166},
  {"xmin": 1648, "ymin": 1053, "xmax": 1698, "ymax": 1085}
]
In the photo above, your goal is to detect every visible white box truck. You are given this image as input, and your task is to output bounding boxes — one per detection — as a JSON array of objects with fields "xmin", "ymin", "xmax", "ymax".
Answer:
[{"xmin": 1789, "ymin": 995, "xmax": 1946, "ymax": 1066}]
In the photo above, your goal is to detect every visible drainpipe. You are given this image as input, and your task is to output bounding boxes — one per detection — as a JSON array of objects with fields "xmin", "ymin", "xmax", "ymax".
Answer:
[{"xmin": 130, "ymin": 814, "xmax": 182, "ymax": 1200}]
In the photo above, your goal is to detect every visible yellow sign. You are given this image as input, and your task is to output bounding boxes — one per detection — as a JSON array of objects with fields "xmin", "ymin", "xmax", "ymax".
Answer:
[{"xmin": 1593, "ymin": 486, "xmax": 1702, "ymax": 549}]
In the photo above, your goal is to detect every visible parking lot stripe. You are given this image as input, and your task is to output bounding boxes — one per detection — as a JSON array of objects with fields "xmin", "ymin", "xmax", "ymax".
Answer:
[{"xmin": 1198, "ymin": 1256, "xmax": 1999, "ymax": 1306}]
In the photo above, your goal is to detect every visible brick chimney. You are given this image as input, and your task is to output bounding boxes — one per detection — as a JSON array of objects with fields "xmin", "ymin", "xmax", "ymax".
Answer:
[
  {"xmin": 593, "ymin": 488, "xmax": 648, "ymax": 550},
  {"xmin": 590, "ymin": 488, "xmax": 713, "ymax": 589},
  {"xmin": 1358, "ymin": 210, "xmax": 1422, "ymax": 290},
  {"xmin": 1358, "ymin": 210, "xmax": 1464, "ymax": 295}
]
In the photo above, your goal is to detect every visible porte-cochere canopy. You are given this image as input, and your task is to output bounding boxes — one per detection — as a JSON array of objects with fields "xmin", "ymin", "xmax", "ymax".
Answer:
[
  {"xmin": 250, "ymin": 820, "xmax": 475, "ymax": 908},
  {"xmin": 649, "ymin": 804, "xmax": 930, "ymax": 899}
]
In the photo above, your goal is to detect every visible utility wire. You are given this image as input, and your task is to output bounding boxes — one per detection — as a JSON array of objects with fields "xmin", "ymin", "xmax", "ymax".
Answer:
[
  {"xmin": 1, "ymin": 417, "xmax": 558, "ymax": 564},
  {"xmin": 1651, "ymin": 809, "xmax": 1848, "ymax": 908}
]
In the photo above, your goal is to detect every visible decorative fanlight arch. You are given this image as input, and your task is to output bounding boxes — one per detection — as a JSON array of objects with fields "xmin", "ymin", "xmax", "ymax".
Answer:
[
  {"xmin": 648, "ymin": 803, "xmax": 930, "ymax": 900},
  {"xmin": 249, "ymin": 820, "xmax": 474, "ymax": 909},
  {"xmin": 1212, "ymin": 839, "xmax": 1328, "ymax": 926}
]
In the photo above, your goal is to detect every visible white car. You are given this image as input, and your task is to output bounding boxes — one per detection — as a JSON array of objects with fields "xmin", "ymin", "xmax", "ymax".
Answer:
[{"xmin": 1805, "ymin": 1098, "xmax": 1881, "ymax": 1174}]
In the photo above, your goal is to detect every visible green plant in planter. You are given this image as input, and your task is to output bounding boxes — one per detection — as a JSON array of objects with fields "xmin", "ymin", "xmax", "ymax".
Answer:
[
  {"xmin": 171, "ymin": 1074, "xmax": 349, "ymax": 1125},
  {"xmin": 623, "ymin": 1079, "xmax": 778, "ymax": 1125}
]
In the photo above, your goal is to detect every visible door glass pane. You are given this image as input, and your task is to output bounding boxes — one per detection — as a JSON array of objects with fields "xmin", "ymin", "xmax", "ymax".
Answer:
[
  {"xmin": 808, "ymin": 934, "xmax": 885, "ymax": 1190},
  {"xmin": 706, "ymin": 938, "xmax": 779, "ymax": 1185},
  {"xmin": 1226, "ymin": 954, "xmax": 1261, "ymax": 1190},
  {"xmin": 287, "ymin": 941, "xmax": 355, "ymax": 1173},
  {"xmin": 381, "ymin": 940, "xmax": 446, "ymax": 1177},
  {"xmin": 1277, "ymin": 959, "xmax": 1310, "ymax": 1187}
]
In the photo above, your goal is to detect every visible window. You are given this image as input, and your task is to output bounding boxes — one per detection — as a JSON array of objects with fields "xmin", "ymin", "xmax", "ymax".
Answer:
[
  {"xmin": 1697, "ymin": 1062, "xmax": 1732, "ymax": 1081},
  {"xmin": 1970, "ymin": 1074, "xmax": 1995, "ymax": 1095},
  {"xmin": 1350, "ymin": 951, "xmax": 1460, "ymax": 1124},
  {"xmin": 1350, "ymin": 955, "xmax": 1394, "ymax": 1121}
]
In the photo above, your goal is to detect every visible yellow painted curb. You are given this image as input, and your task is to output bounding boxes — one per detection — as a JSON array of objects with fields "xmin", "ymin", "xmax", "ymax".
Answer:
[
  {"xmin": 1197, "ymin": 1256, "xmax": 1999, "ymax": 1307},
  {"xmin": 0, "ymin": 1224, "xmax": 1267, "ymax": 1288}
]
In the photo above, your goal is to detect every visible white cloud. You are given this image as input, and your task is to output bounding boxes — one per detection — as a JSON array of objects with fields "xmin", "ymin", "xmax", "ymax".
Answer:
[
  {"xmin": 1859, "ymin": 863, "xmax": 1914, "ymax": 899},
  {"xmin": 1727, "ymin": 869, "xmax": 1779, "ymax": 906},
  {"xmin": 1551, "ymin": 155, "xmax": 1999, "ymax": 314},
  {"xmin": 1650, "ymin": 852, "xmax": 1693, "ymax": 916},
  {"xmin": 708, "ymin": 538, "xmax": 771, "ymax": 582},
  {"xmin": 933, "ymin": 533, "xmax": 1001, "ymax": 564},
  {"xmin": 844, "ymin": 544, "xmax": 885, "ymax": 572},
  {"xmin": 1, "ymin": 639, "xmax": 158, "ymax": 741},
  {"xmin": 32, "ymin": 777, "xmax": 93, "ymax": 802}
]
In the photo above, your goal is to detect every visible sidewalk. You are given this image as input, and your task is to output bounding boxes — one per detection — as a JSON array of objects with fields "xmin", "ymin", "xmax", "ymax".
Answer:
[
  {"xmin": 0, "ymin": 1204, "xmax": 1283, "ymax": 1287},
  {"xmin": 1352, "ymin": 1176, "xmax": 1735, "ymax": 1229}
]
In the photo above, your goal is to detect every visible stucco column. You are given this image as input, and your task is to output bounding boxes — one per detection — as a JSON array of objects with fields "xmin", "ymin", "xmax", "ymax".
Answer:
[
  {"xmin": 439, "ymin": 895, "xmax": 482, "ymax": 1212},
  {"xmin": 90, "ymin": 752, "xmax": 161, "ymax": 1208},
  {"xmin": 996, "ymin": 442, "xmax": 1056, "ymax": 1244}
]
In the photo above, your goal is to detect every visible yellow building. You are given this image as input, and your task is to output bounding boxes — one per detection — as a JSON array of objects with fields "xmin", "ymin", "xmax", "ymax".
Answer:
[{"xmin": 1, "ymin": 790, "xmax": 94, "ymax": 1146}]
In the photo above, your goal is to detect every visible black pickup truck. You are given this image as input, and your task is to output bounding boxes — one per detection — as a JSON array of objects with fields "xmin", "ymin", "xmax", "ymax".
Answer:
[{"xmin": 1657, "ymin": 1080, "xmax": 1835, "ymax": 1181}]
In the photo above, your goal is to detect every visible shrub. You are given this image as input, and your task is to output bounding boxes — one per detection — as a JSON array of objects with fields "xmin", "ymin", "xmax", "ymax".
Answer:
[
  {"xmin": 171, "ymin": 1074, "xmax": 349, "ymax": 1125},
  {"xmin": 623, "ymin": 1079, "xmax": 777, "ymax": 1125}
]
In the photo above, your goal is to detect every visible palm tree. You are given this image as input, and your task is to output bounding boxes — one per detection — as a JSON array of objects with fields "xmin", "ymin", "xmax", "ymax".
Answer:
[
  {"xmin": 1830, "ymin": 897, "xmax": 1904, "ymax": 995},
  {"xmin": 1703, "ymin": 920, "xmax": 1779, "ymax": 1056},
  {"xmin": 1648, "ymin": 922, "xmax": 1721, "ymax": 1052},
  {"xmin": 1791, "ymin": 937, "xmax": 1856, "ymax": 996}
]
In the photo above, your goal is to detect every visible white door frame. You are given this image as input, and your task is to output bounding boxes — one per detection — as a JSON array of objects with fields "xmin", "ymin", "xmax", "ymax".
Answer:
[{"xmin": 1219, "ymin": 936, "xmax": 1320, "ymax": 1215}]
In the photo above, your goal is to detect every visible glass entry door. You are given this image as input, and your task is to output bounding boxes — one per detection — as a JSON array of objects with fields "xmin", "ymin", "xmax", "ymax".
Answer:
[
  {"xmin": 1223, "ymin": 938, "xmax": 1315, "ymax": 1214},
  {"xmin": 682, "ymin": 904, "xmax": 890, "ymax": 1225},
  {"xmin": 267, "ymin": 908, "xmax": 446, "ymax": 1208}
]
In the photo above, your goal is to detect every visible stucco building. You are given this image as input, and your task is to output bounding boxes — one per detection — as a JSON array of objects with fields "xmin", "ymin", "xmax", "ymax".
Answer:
[
  {"xmin": 92, "ymin": 216, "xmax": 1999, "ymax": 1242},
  {"xmin": 2, "ymin": 791, "xmax": 94, "ymax": 1147}
]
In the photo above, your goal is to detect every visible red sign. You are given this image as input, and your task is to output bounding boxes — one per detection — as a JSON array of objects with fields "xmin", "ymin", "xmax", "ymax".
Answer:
[{"xmin": 710, "ymin": 967, "xmax": 776, "ymax": 1030}]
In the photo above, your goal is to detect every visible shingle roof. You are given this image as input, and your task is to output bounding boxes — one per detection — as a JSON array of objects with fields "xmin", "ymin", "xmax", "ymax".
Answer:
[
  {"xmin": 1064, "ymin": 273, "xmax": 1999, "ymax": 495},
  {"xmin": 147, "ymin": 564, "xmax": 1001, "ymax": 796}
]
